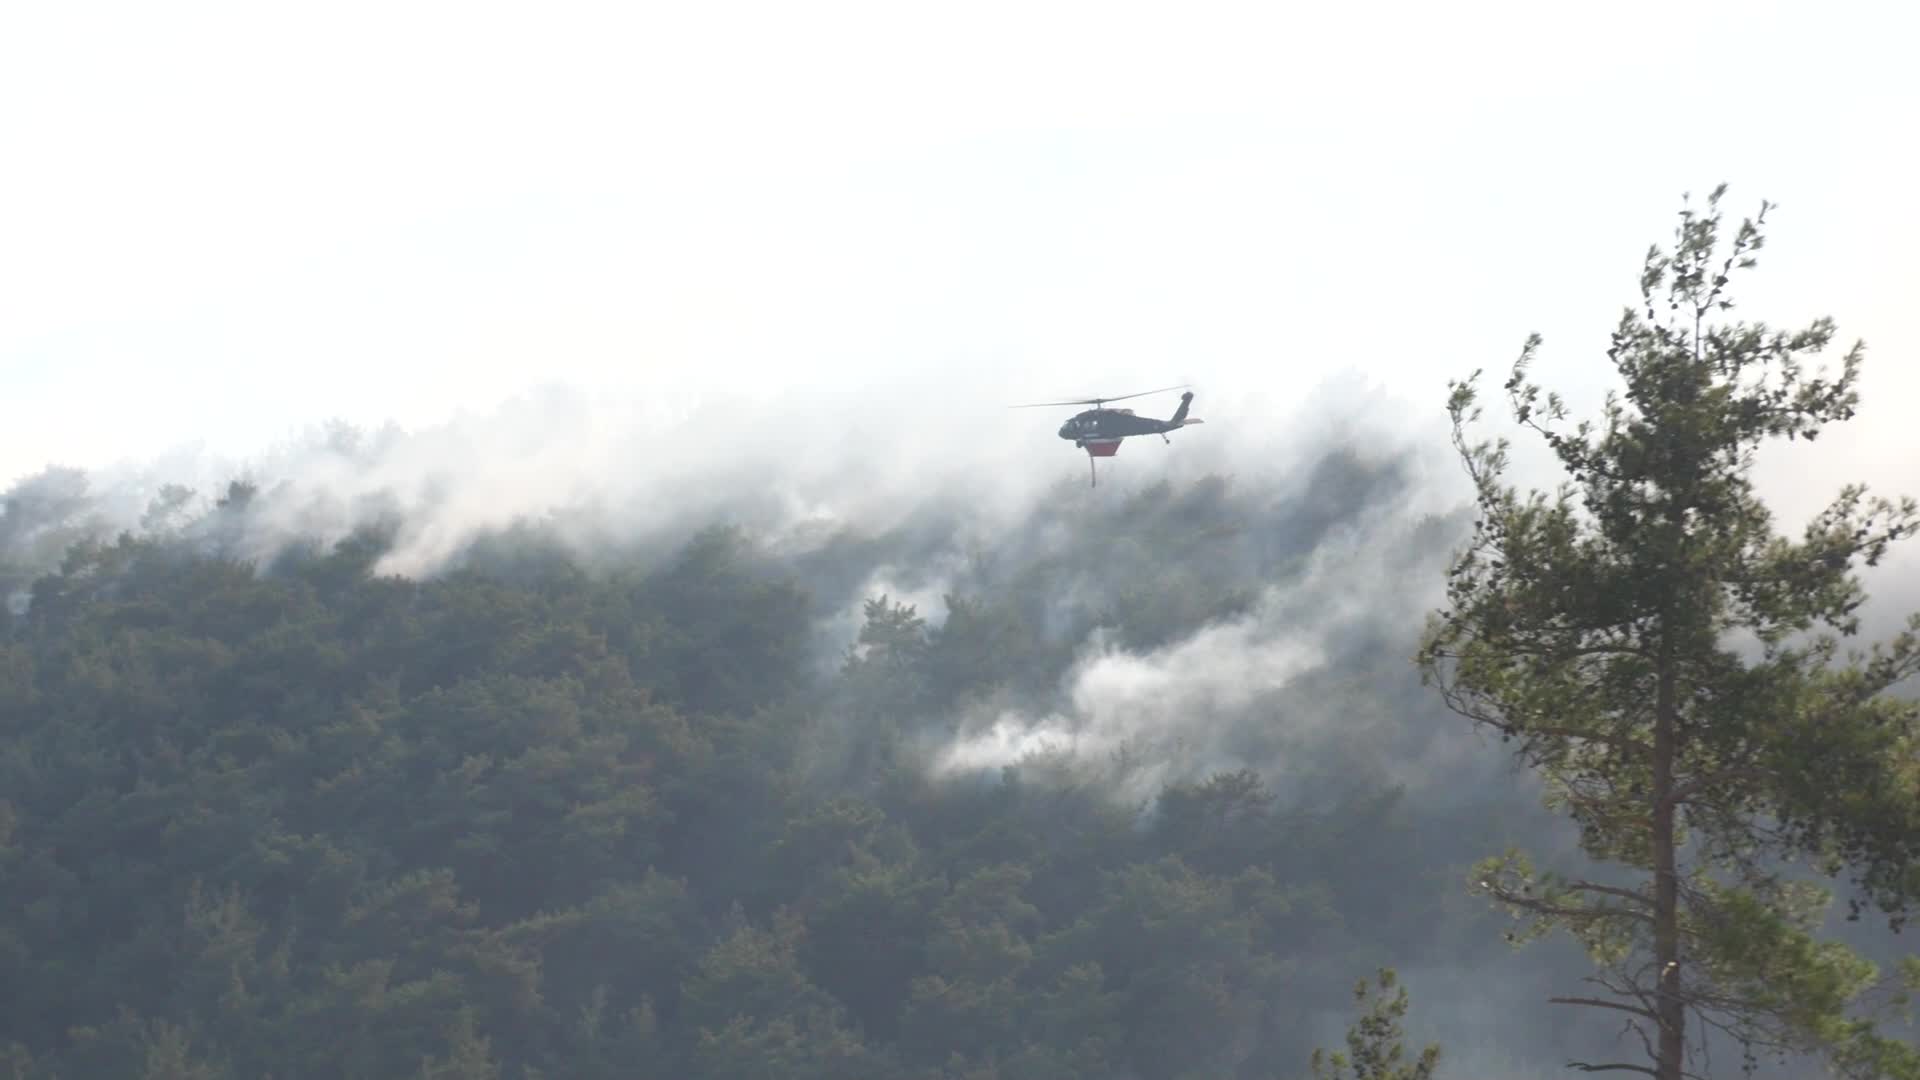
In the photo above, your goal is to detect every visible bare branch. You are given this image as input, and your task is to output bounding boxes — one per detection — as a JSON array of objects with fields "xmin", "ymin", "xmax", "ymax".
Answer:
[
  {"xmin": 1566, "ymin": 881, "xmax": 1655, "ymax": 908},
  {"xmin": 1498, "ymin": 720, "xmax": 1653, "ymax": 754},
  {"xmin": 1499, "ymin": 640, "xmax": 1653, "ymax": 662},
  {"xmin": 1628, "ymin": 1016, "xmax": 1657, "ymax": 1062},
  {"xmin": 1587, "ymin": 971, "xmax": 1666, "ymax": 1019},
  {"xmin": 1553, "ymin": 787, "xmax": 1655, "ymax": 829},
  {"xmin": 1688, "ymin": 999, "xmax": 1807, "ymax": 1057},
  {"xmin": 1566, "ymin": 1063, "xmax": 1657, "ymax": 1077},
  {"xmin": 1493, "ymin": 892, "xmax": 1655, "ymax": 926},
  {"xmin": 1550, "ymin": 996, "xmax": 1659, "ymax": 1021}
]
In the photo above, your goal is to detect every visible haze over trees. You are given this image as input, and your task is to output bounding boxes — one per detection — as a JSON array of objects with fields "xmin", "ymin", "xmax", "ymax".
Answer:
[
  {"xmin": 0, "ymin": 190, "xmax": 1914, "ymax": 1079},
  {"xmin": 0, "ymin": 464, "xmax": 1489, "ymax": 1078}
]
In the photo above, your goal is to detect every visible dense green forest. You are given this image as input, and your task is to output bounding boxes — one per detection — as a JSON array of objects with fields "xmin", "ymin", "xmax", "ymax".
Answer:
[
  {"xmin": 0, "ymin": 447, "xmax": 1594, "ymax": 1078},
  {"xmin": 3, "ymin": 451, "xmax": 1913, "ymax": 1075}
]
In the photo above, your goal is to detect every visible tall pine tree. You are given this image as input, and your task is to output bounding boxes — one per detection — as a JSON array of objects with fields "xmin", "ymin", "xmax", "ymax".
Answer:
[{"xmin": 1419, "ymin": 185, "xmax": 1920, "ymax": 1079}]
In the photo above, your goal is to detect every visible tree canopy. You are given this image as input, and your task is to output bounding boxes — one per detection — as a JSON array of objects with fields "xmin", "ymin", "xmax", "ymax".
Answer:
[{"xmin": 0, "ymin": 466, "xmax": 1502, "ymax": 1079}]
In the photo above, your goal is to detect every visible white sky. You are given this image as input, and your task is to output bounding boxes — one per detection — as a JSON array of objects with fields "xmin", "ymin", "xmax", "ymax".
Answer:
[{"xmin": 2, "ymin": 0, "xmax": 1916, "ymax": 526}]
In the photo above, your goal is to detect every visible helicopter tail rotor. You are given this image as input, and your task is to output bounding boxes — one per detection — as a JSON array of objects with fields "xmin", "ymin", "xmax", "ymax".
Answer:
[{"xmin": 1169, "ymin": 391, "xmax": 1194, "ymax": 426}]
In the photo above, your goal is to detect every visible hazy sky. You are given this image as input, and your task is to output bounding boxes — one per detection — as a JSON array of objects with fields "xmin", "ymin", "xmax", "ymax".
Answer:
[{"xmin": 3, "ymin": 0, "xmax": 1915, "ymax": 523}]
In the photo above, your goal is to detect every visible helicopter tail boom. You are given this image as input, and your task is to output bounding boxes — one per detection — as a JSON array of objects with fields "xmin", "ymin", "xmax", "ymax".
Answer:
[{"xmin": 1168, "ymin": 391, "xmax": 1198, "ymax": 428}]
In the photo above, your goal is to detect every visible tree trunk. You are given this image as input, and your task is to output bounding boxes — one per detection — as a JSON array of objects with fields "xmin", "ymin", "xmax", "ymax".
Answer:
[{"xmin": 1652, "ymin": 648, "xmax": 1685, "ymax": 1080}]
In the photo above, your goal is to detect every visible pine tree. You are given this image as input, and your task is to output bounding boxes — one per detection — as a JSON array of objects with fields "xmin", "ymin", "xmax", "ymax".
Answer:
[
  {"xmin": 1310, "ymin": 969, "xmax": 1440, "ymax": 1080},
  {"xmin": 1418, "ymin": 185, "xmax": 1920, "ymax": 1079}
]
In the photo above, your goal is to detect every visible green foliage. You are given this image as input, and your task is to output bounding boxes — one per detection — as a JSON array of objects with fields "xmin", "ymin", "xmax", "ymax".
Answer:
[
  {"xmin": 1310, "ymin": 969, "xmax": 1440, "ymax": 1080},
  {"xmin": 1420, "ymin": 185, "xmax": 1920, "ymax": 1078},
  {"xmin": 414, "ymin": 1011, "xmax": 500, "ymax": 1080},
  {"xmin": 630, "ymin": 524, "xmax": 814, "ymax": 717}
]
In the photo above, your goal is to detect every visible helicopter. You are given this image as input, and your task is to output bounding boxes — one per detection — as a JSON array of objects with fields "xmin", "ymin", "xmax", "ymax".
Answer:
[{"xmin": 1012, "ymin": 384, "xmax": 1204, "ymax": 487}]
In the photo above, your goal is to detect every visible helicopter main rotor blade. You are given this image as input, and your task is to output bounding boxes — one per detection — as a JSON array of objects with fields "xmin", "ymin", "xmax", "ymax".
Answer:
[
  {"xmin": 1008, "ymin": 383, "xmax": 1189, "ymax": 409},
  {"xmin": 1096, "ymin": 383, "xmax": 1189, "ymax": 404}
]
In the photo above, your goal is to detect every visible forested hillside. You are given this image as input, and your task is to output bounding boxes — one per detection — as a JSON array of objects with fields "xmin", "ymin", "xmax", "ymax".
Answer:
[{"xmin": 0, "ymin": 446, "xmax": 1613, "ymax": 1079}]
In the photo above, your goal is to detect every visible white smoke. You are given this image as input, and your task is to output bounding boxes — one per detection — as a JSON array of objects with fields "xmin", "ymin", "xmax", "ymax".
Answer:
[
  {"xmin": 926, "ymin": 478, "xmax": 1484, "ymax": 806},
  {"xmin": 5, "ymin": 366, "xmax": 1468, "ymax": 587}
]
